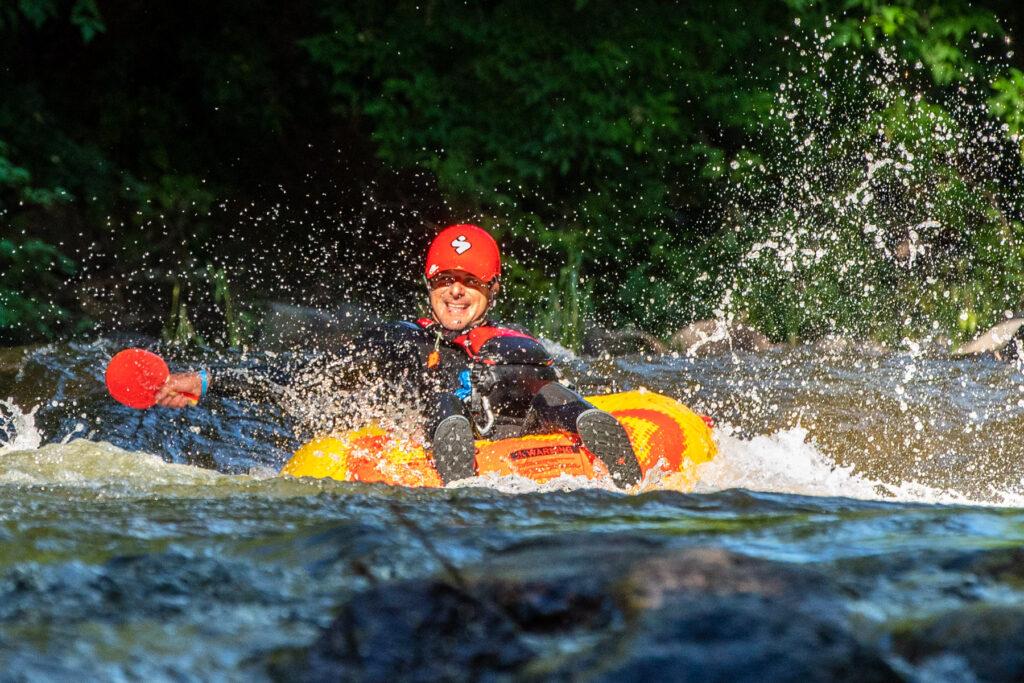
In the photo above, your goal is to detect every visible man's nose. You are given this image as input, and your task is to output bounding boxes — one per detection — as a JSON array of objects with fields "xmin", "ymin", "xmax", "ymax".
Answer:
[{"xmin": 449, "ymin": 281, "xmax": 465, "ymax": 297}]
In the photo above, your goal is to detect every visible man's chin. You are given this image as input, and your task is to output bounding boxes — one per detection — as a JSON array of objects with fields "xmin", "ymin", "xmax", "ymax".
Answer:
[{"xmin": 436, "ymin": 310, "xmax": 477, "ymax": 331}]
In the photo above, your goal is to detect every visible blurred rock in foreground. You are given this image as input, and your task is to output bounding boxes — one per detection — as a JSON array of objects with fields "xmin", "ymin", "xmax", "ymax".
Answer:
[{"xmin": 272, "ymin": 540, "xmax": 901, "ymax": 681}]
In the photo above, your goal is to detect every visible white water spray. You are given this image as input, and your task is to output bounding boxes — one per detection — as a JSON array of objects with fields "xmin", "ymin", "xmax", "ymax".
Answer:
[
  {"xmin": 698, "ymin": 424, "xmax": 1024, "ymax": 508},
  {"xmin": 0, "ymin": 399, "xmax": 41, "ymax": 455}
]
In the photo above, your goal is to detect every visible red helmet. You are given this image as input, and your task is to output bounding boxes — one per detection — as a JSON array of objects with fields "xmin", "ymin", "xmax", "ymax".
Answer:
[{"xmin": 424, "ymin": 224, "xmax": 501, "ymax": 282}]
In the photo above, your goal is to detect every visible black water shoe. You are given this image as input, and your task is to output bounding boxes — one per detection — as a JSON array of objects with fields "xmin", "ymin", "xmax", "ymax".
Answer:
[
  {"xmin": 432, "ymin": 414, "xmax": 476, "ymax": 484},
  {"xmin": 576, "ymin": 409, "xmax": 642, "ymax": 486}
]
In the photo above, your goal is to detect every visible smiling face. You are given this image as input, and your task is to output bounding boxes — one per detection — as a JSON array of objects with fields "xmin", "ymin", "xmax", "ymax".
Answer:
[{"xmin": 428, "ymin": 270, "xmax": 498, "ymax": 331}]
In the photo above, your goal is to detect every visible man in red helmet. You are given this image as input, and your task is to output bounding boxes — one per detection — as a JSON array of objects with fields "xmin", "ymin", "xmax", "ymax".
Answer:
[
  {"xmin": 407, "ymin": 224, "xmax": 641, "ymax": 484},
  {"xmin": 157, "ymin": 224, "xmax": 641, "ymax": 486}
]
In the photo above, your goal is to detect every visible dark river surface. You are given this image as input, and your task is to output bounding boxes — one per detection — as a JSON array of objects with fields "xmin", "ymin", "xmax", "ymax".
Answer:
[{"xmin": 2, "ymin": 338, "xmax": 1024, "ymax": 680}]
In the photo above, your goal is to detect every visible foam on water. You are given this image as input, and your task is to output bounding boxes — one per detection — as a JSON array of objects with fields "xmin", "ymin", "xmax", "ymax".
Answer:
[
  {"xmin": 0, "ymin": 439, "xmax": 229, "ymax": 488},
  {"xmin": 447, "ymin": 426, "xmax": 1024, "ymax": 506},
  {"xmin": 449, "ymin": 471, "xmax": 624, "ymax": 495},
  {"xmin": 0, "ymin": 399, "xmax": 236, "ymax": 490},
  {"xmin": 698, "ymin": 424, "xmax": 1024, "ymax": 508}
]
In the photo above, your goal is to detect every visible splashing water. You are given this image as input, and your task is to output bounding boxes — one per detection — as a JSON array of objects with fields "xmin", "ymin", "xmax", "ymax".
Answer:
[
  {"xmin": 0, "ymin": 399, "xmax": 41, "ymax": 455},
  {"xmin": 6, "ymin": 7, "xmax": 1024, "ymax": 680},
  {"xmin": 713, "ymin": 24, "xmax": 1024, "ymax": 345},
  {"xmin": 447, "ymin": 417, "xmax": 1024, "ymax": 506},
  {"xmin": 699, "ymin": 425, "xmax": 1024, "ymax": 508},
  {"xmin": 8, "ymin": 341, "xmax": 1024, "ymax": 509}
]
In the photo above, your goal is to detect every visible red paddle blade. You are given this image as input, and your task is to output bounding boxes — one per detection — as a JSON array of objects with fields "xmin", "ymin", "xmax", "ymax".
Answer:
[{"xmin": 105, "ymin": 348, "xmax": 170, "ymax": 409}]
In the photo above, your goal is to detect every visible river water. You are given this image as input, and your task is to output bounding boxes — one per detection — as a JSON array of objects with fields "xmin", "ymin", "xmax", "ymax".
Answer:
[{"xmin": 2, "ymin": 338, "xmax": 1024, "ymax": 679}]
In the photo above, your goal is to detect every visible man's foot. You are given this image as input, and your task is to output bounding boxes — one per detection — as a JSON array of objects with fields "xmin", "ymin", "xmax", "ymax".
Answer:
[
  {"xmin": 576, "ymin": 409, "xmax": 642, "ymax": 486},
  {"xmin": 432, "ymin": 414, "xmax": 476, "ymax": 484}
]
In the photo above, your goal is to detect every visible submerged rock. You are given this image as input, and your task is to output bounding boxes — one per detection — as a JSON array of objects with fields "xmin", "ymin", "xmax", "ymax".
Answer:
[
  {"xmin": 583, "ymin": 323, "xmax": 667, "ymax": 356},
  {"xmin": 669, "ymin": 319, "xmax": 775, "ymax": 356},
  {"xmin": 280, "ymin": 543, "xmax": 899, "ymax": 681},
  {"xmin": 289, "ymin": 579, "xmax": 534, "ymax": 681},
  {"xmin": 596, "ymin": 594, "xmax": 899, "ymax": 683},
  {"xmin": 622, "ymin": 547, "xmax": 836, "ymax": 606},
  {"xmin": 892, "ymin": 606, "xmax": 1024, "ymax": 682},
  {"xmin": 939, "ymin": 546, "xmax": 1024, "ymax": 584},
  {"xmin": 595, "ymin": 548, "xmax": 899, "ymax": 682}
]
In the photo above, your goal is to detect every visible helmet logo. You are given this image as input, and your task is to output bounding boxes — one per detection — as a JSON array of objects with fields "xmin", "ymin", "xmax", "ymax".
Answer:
[{"xmin": 451, "ymin": 235, "xmax": 471, "ymax": 255}]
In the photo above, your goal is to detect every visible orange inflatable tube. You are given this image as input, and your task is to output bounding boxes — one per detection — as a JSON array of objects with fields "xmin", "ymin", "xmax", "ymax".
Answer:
[{"xmin": 280, "ymin": 390, "xmax": 716, "ymax": 490}]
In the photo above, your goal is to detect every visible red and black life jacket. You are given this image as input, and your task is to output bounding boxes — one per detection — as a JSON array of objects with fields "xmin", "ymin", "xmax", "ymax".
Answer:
[{"xmin": 414, "ymin": 318, "xmax": 553, "ymax": 367}]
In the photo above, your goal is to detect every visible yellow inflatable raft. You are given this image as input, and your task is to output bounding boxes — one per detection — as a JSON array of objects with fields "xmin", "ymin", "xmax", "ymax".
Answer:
[{"xmin": 281, "ymin": 390, "xmax": 716, "ymax": 489}]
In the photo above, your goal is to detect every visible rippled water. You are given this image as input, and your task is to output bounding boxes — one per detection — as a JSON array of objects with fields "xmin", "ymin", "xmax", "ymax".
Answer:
[{"xmin": 2, "ymin": 339, "xmax": 1024, "ymax": 679}]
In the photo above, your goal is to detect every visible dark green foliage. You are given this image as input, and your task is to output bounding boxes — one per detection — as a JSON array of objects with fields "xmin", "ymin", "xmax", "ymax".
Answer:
[
  {"xmin": 2, "ymin": 0, "xmax": 1024, "ymax": 346},
  {"xmin": 0, "ymin": 239, "xmax": 81, "ymax": 342},
  {"xmin": 303, "ymin": 1, "xmax": 790, "ymax": 340},
  {"xmin": 301, "ymin": 0, "xmax": 1024, "ymax": 344},
  {"xmin": 990, "ymin": 68, "xmax": 1024, "ymax": 137},
  {"xmin": 707, "ymin": 0, "xmax": 1024, "ymax": 343},
  {"xmin": 0, "ymin": 0, "xmax": 103, "ymax": 40}
]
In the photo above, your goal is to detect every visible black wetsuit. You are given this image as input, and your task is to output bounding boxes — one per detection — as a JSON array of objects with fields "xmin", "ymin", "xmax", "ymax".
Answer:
[{"xmin": 349, "ymin": 319, "xmax": 599, "ymax": 443}]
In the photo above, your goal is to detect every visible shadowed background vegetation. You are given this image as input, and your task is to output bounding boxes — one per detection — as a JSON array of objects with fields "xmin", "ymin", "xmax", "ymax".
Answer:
[{"xmin": 3, "ymin": 0, "xmax": 1024, "ymax": 348}]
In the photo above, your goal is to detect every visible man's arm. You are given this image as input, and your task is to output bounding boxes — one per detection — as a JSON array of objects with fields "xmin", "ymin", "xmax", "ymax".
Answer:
[
  {"xmin": 154, "ymin": 353, "xmax": 321, "ymax": 409},
  {"xmin": 153, "ymin": 322, "xmax": 423, "ymax": 410}
]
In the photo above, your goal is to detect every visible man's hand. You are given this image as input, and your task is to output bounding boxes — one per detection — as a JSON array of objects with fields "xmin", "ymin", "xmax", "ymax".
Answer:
[{"xmin": 154, "ymin": 372, "xmax": 203, "ymax": 408}]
